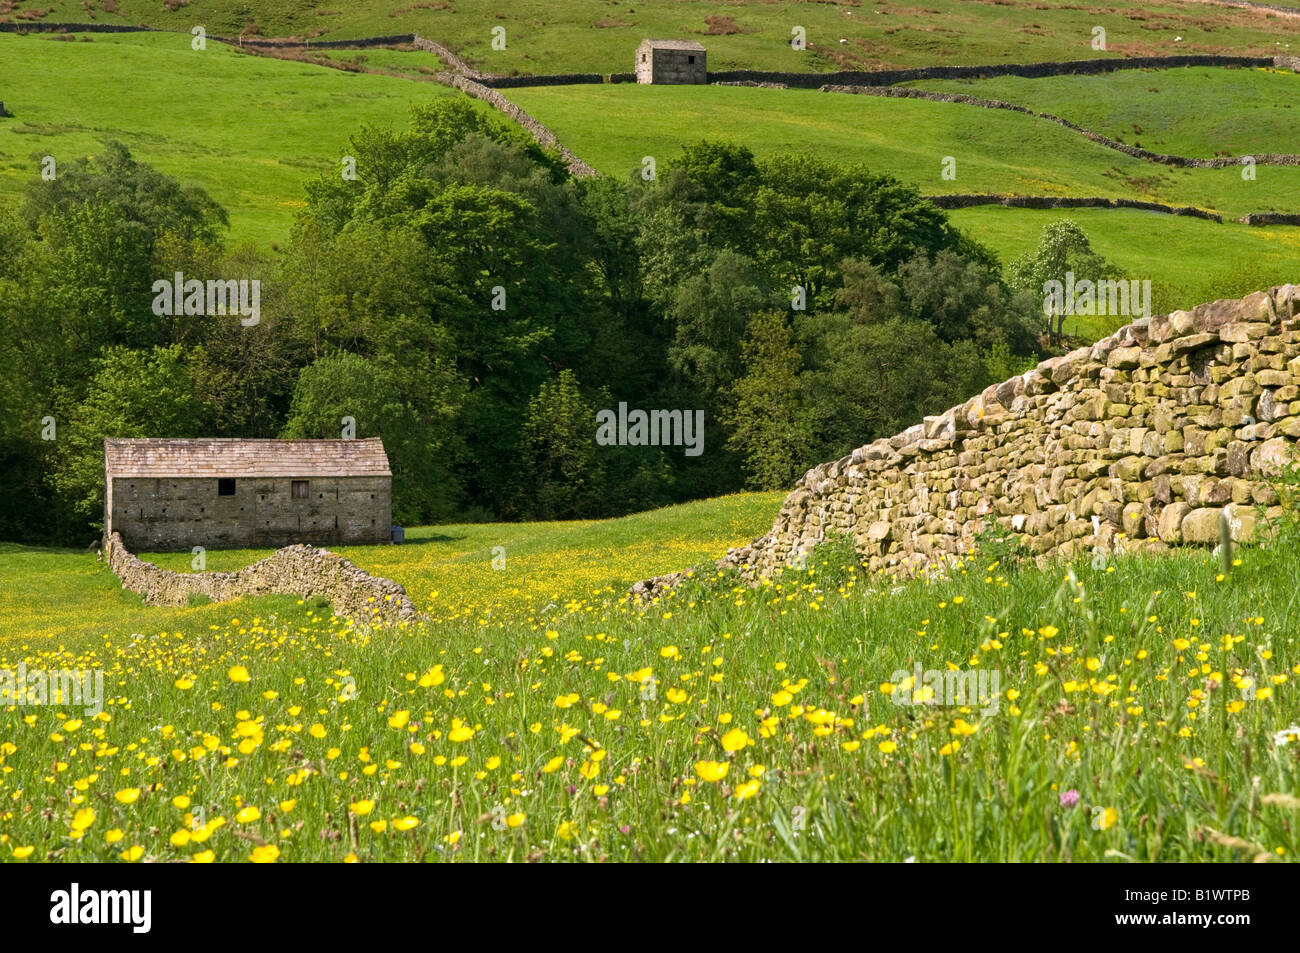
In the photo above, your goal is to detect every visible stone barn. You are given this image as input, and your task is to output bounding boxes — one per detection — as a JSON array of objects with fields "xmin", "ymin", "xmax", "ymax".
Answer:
[
  {"xmin": 104, "ymin": 438, "xmax": 392, "ymax": 551},
  {"xmin": 635, "ymin": 39, "xmax": 706, "ymax": 84}
]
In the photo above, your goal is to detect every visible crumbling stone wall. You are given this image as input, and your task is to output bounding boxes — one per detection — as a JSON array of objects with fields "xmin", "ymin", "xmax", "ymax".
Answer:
[
  {"xmin": 721, "ymin": 286, "xmax": 1300, "ymax": 580},
  {"xmin": 444, "ymin": 75, "xmax": 598, "ymax": 177},
  {"xmin": 412, "ymin": 34, "xmax": 493, "ymax": 80},
  {"xmin": 1238, "ymin": 212, "xmax": 1300, "ymax": 227},
  {"xmin": 104, "ymin": 533, "xmax": 419, "ymax": 626}
]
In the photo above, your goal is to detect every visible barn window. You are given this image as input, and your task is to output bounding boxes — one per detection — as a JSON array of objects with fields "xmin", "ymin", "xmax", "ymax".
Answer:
[
  {"xmin": 218, "ymin": 478, "xmax": 236, "ymax": 496},
  {"xmin": 688, "ymin": 55, "xmax": 695, "ymax": 63},
  {"xmin": 292, "ymin": 480, "xmax": 309, "ymax": 500},
  {"xmin": 641, "ymin": 53, "xmax": 646, "ymax": 62}
]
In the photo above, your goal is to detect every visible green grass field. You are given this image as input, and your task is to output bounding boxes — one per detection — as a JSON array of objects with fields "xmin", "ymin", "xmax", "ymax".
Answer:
[
  {"xmin": 505, "ymin": 82, "xmax": 1300, "ymax": 219},
  {"xmin": 15, "ymin": 0, "xmax": 1300, "ymax": 74},
  {"xmin": 317, "ymin": 47, "xmax": 444, "ymax": 80},
  {"xmin": 947, "ymin": 206, "xmax": 1300, "ymax": 335},
  {"xmin": 0, "ymin": 492, "xmax": 785, "ymax": 642},
  {"xmin": 912, "ymin": 65, "xmax": 1300, "ymax": 158},
  {"xmin": 505, "ymin": 81, "xmax": 1300, "ymax": 317},
  {"xmin": 2, "ymin": 490, "xmax": 1298, "ymax": 862},
  {"xmin": 0, "ymin": 32, "xmax": 478, "ymax": 247}
]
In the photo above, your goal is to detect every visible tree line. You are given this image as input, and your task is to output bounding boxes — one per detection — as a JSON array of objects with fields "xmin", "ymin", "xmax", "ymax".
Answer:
[{"xmin": 0, "ymin": 100, "xmax": 1049, "ymax": 544}]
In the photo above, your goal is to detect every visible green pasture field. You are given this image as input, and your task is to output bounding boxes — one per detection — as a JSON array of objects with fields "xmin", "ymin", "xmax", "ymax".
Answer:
[
  {"xmin": 0, "ymin": 31, "xmax": 477, "ymax": 247},
  {"xmin": 0, "ymin": 492, "xmax": 785, "ymax": 643},
  {"xmin": 504, "ymin": 82, "xmax": 1300, "ymax": 221},
  {"xmin": 14, "ymin": 0, "xmax": 1300, "ymax": 74},
  {"xmin": 911, "ymin": 65, "xmax": 1300, "ymax": 158},
  {"xmin": 946, "ymin": 206, "xmax": 1300, "ymax": 339}
]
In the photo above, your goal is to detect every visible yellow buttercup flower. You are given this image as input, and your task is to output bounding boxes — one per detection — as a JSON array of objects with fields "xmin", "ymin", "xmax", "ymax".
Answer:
[
  {"xmin": 720, "ymin": 728, "xmax": 750, "ymax": 752},
  {"xmin": 734, "ymin": 779, "xmax": 760, "ymax": 800},
  {"xmin": 695, "ymin": 760, "xmax": 729, "ymax": 782}
]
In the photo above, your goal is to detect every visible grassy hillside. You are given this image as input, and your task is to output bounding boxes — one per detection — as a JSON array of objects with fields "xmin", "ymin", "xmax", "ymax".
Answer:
[
  {"xmin": 1, "ymin": 491, "xmax": 1298, "ymax": 861},
  {"xmin": 4, "ymin": 30, "xmax": 1297, "ymax": 306},
  {"xmin": 947, "ymin": 206, "xmax": 1300, "ymax": 330},
  {"xmin": 506, "ymin": 82, "xmax": 1300, "ymax": 318},
  {"xmin": 0, "ymin": 31, "xmax": 480, "ymax": 246},
  {"xmin": 912, "ymin": 64, "xmax": 1300, "ymax": 158},
  {"xmin": 11, "ymin": 0, "xmax": 1300, "ymax": 74},
  {"xmin": 505, "ymin": 83, "xmax": 1300, "ymax": 218}
]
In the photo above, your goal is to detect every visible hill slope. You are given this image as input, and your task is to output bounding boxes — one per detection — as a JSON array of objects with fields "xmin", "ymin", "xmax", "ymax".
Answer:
[
  {"xmin": 10, "ymin": 0, "xmax": 1300, "ymax": 73},
  {"xmin": 0, "ymin": 31, "xmax": 478, "ymax": 246}
]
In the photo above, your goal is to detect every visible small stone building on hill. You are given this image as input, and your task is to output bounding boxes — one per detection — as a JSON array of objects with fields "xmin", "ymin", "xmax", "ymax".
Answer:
[
  {"xmin": 636, "ymin": 39, "xmax": 706, "ymax": 84},
  {"xmin": 104, "ymin": 438, "xmax": 392, "ymax": 551}
]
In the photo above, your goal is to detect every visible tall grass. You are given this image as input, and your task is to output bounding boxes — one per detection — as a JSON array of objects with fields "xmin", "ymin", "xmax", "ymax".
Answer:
[{"xmin": 1, "ymin": 502, "xmax": 1297, "ymax": 861}]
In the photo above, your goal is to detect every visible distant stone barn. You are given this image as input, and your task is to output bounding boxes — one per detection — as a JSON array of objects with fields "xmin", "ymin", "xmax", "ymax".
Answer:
[
  {"xmin": 104, "ymin": 438, "xmax": 393, "ymax": 551},
  {"xmin": 636, "ymin": 39, "xmax": 707, "ymax": 84}
]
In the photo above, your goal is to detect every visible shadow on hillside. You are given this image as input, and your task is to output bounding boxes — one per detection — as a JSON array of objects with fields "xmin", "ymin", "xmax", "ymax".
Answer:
[
  {"xmin": 393, "ymin": 533, "xmax": 467, "ymax": 547},
  {"xmin": 0, "ymin": 541, "xmax": 88, "ymax": 556}
]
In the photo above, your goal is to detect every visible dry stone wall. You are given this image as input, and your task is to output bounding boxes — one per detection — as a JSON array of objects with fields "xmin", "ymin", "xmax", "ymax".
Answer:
[
  {"xmin": 444, "ymin": 75, "xmax": 598, "ymax": 177},
  {"xmin": 1238, "ymin": 212, "xmax": 1300, "ymax": 227},
  {"xmin": 104, "ymin": 533, "xmax": 419, "ymax": 626},
  {"xmin": 720, "ymin": 286, "xmax": 1300, "ymax": 581},
  {"xmin": 825, "ymin": 84, "xmax": 1300, "ymax": 170},
  {"xmin": 927, "ymin": 194, "xmax": 1221, "ymax": 221},
  {"xmin": 708, "ymin": 54, "xmax": 1277, "ymax": 90}
]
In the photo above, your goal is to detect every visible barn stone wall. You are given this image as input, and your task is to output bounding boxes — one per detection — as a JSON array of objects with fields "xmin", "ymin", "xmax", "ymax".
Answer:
[
  {"xmin": 104, "ymin": 533, "xmax": 418, "ymax": 626},
  {"xmin": 108, "ymin": 476, "xmax": 391, "ymax": 551},
  {"xmin": 638, "ymin": 48, "xmax": 706, "ymax": 84},
  {"xmin": 719, "ymin": 285, "xmax": 1300, "ymax": 581}
]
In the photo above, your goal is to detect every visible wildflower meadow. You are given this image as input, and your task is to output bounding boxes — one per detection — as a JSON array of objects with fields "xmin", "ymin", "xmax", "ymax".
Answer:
[{"xmin": 2, "ymin": 492, "xmax": 1298, "ymax": 864}]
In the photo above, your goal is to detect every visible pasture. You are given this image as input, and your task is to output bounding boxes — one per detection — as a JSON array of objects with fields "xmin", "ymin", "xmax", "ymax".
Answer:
[{"xmin": 16, "ymin": 0, "xmax": 1300, "ymax": 74}]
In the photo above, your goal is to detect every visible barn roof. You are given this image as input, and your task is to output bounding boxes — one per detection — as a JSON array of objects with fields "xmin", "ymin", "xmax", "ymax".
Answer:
[
  {"xmin": 638, "ymin": 38, "xmax": 706, "ymax": 52},
  {"xmin": 104, "ymin": 438, "xmax": 391, "ymax": 478}
]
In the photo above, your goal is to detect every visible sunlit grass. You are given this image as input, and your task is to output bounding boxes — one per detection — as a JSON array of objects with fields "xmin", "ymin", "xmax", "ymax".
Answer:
[{"xmin": 1, "ymin": 501, "xmax": 1298, "ymax": 861}]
